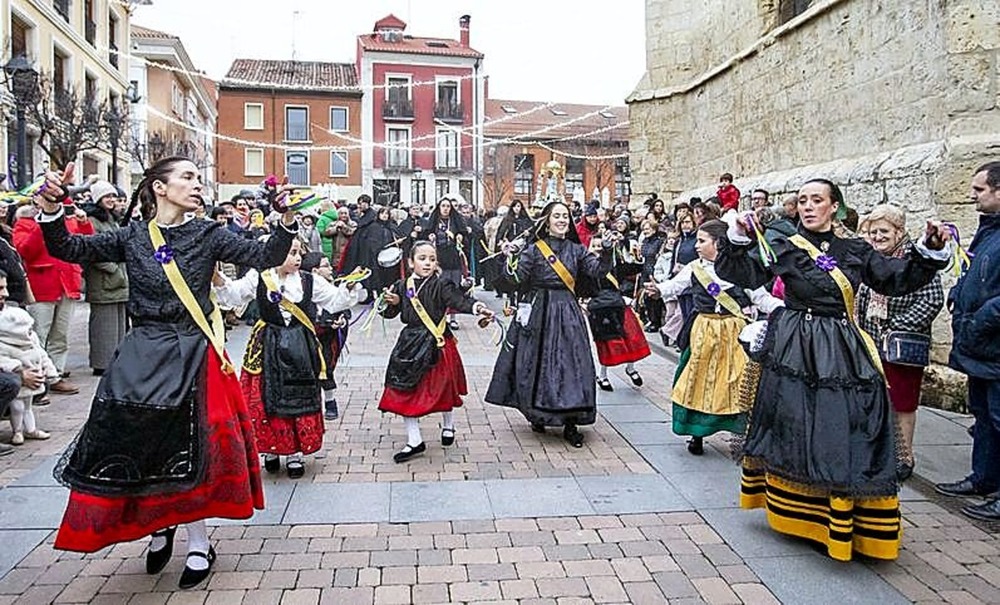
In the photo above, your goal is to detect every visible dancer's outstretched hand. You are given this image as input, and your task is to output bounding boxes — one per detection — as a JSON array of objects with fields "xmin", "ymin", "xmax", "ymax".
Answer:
[{"xmin": 383, "ymin": 288, "xmax": 401, "ymax": 306}]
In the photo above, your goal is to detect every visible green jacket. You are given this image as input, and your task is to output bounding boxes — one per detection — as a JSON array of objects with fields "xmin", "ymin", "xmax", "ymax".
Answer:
[
  {"xmin": 84, "ymin": 214, "xmax": 129, "ymax": 304},
  {"xmin": 315, "ymin": 208, "xmax": 340, "ymax": 259}
]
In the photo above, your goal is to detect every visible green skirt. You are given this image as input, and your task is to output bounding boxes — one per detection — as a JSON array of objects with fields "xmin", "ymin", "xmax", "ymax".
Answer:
[{"xmin": 671, "ymin": 347, "xmax": 745, "ymax": 437}]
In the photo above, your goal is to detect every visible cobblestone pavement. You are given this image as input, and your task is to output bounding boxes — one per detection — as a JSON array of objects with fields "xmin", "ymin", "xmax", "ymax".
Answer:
[{"xmin": 0, "ymin": 299, "xmax": 998, "ymax": 604}]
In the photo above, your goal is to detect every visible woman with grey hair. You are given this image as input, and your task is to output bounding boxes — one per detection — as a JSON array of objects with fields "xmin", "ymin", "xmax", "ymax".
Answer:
[{"xmin": 856, "ymin": 204, "xmax": 944, "ymax": 481}]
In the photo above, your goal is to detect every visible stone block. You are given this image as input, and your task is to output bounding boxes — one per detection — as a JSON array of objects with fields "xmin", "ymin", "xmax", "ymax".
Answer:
[{"xmin": 946, "ymin": 0, "xmax": 1000, "ymax": 53}]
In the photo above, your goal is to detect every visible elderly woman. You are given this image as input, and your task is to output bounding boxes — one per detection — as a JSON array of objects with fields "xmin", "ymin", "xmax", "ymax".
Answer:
[
  {"xmin": 716, "ymin": 179, "xmax": 950, "ymax": 562},
  {"xmin": 83, "ymin": 181, "xmax": 129, "ymax": 376},
  {"xmin": 856, "ymin": 205, "xmax": 944, "ymax": 481}
]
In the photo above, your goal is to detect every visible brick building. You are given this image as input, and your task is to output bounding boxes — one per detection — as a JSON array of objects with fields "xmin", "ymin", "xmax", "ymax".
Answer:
[
  {"xmin": 482, "ymin": 99, "xmax": 629, "ymax": 210},
  {"xmin": 215, "ymin": 59, "xmax": 363, "ymax": 203},
  {"xmin": 357, "ymin": 14, "xmax": 485, "ymax": 208}
]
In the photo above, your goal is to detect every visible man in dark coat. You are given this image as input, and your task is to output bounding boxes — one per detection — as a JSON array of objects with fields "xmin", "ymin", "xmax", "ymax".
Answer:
[{"xmin": 937, "ymin": 161, "xmax": 1000, "ymax": 521}]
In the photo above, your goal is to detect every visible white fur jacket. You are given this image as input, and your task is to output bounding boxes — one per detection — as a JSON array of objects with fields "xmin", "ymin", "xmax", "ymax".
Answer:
[{"xmin": 0, "ymin": 305, "xmax": 59, "ymax": 396}]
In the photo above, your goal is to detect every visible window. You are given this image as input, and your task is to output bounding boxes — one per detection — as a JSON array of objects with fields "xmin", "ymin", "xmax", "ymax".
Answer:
[
  {"xmin": 53, "ymin": 47, "xmax": 71, "ymax": 119},
  {"xmin": 11, "ymin": 15, "xmax": 32, "ymax": 60},
  {"xmin": 514, "ymin": 154, "xmax": 534, "ymax": 196},
  {"xmin": 459, "ymin": 181, "xmax": 473, "ymax": 207},
  {"xmin": 374, "ymin": 179, "xmax": 400, "ymax": 206},
  {"xmin": 411, "ymin": 179, "xmax": 426, "ymax": 206},
  {"xmin": 435, "ymin": 179, "xmax": 450, "ymax": 200},
  {"xmin": 550, "ymin": 108, "xmax": 568, "ymax": 116},
  {"xmin": 501, "ymin": 105, "xmax": 517, "ymax": 114},
  {"xmin": 170, "ymin": 81, "xmax": 184, "ymax": 116},
  {"xmin": 108, "ymin": 11, "xmax": 119, "ymax": 67},
  {"xmin": 387, "ymin": 77, "xmax": 410, "ymax": 104},
  {"xmin": 565, "ymin": 157, "xmax": 585, "ymax": 194},
  {"xmin": 779, "ymin": 0, "xmax": 812, "ymax": 23},
  {"xmin": 386, "ymin": 128, "xmax": 410, "ymax": 168},
  {"xmin": 244, "ymin": 103, "xmax": 264, "ymax": 130},
  {"xmin": 614, "ymin": 156, "xmax": 631, "ymax": 200},
  {"xmin": 435, "ymin": 128, "xmax": 459, "ymax": 170},
  {"xmin": 330, "ymin": 106, "xmax": 348, "ymax": 132},
  {"xmin": 84, "ymin": 74, "xmax": 97, "ymax": 108},
  {"xmin": 84, "ymin": 0, "xmax": 96, "ymax": 45},
  {"xmin": 330, "ymin": 150, "xmax": 348, "ymax": 177},
  {"xmin": 244, "ymin": 148, "xmax": 264, "ymax": 176},
  {"xmin": 285, "ymin": 106, "xmax": 309, "ymax": 142},
  {"xmin": 437, "ymin": 80, "xmax": 458, "ymax": 107},
  {"xmin": 285, "ymin": 150, "xmax": 310, "ymax": 185},
  {"xmin": 54, "ymin": 0, "xmax": 70, "ymax": 22}
]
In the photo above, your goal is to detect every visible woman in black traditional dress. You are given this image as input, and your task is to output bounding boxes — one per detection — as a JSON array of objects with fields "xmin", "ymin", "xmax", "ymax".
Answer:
[
  {"xmin": 368, "ymin": 205, "xmax": 402, "ymax": 293},
  {"xmin": 424, "ymin": 197, "xmax": 470, "ymax": 330},
  {"xmin": 486, "ymin": 201, "xmax": 610, "ymax": 447},
  {"xmin": 36, "ymin": 157, "xmax": 297, "ymax": 588},
  {"xmin": 378, "ymin": 241, "xmax": 494, "ymax": 462},
  {"xmin": 715, "ymin": 179, "xmax": 950, "ymax": 561}
]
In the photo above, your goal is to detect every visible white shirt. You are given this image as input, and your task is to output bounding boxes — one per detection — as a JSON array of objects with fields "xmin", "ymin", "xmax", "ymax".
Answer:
[{"xmin": 215, "ymin": 269, "xmax": 364, "ymax": 326}]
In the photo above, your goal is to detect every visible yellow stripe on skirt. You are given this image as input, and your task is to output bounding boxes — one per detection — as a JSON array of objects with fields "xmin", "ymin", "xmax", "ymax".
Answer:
[
  {"xmin": 740, "ymin": 466, "xmax": 901, "ymax": 561},
  {"xmin": 671, "ymin": 314, "xmax": 747, "ymax": 415}
]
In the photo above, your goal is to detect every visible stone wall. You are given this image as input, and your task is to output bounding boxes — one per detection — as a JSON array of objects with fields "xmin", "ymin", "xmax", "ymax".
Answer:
[{"xmin": 630, "ymin": 0, "xmax": 1000, "ymax": 411}]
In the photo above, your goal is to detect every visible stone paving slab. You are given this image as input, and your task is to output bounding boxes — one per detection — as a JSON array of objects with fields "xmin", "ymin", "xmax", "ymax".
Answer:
[
  {"xmin": 0, "ymin": 486, "xmax": 67, "ymax": 530},
  {"xmin": 0, "ymin": 530, "xmax": 49, "ymax": 580},
  {"xmin": 748, "ymin": 553, "xmax": 910, "ymax": 605},
  {"xmin": 282, "ymin": 482, "xmax": 390, "ymax": 525},
  {"xmin": 485, "ymin": 478, "xmax": 595, "ymax": 519}
]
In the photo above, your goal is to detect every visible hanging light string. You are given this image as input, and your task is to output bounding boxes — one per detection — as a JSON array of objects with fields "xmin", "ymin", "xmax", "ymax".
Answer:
[{"xmin": 144, "ymin": 104, "xmax": 629, "ymax": 159}]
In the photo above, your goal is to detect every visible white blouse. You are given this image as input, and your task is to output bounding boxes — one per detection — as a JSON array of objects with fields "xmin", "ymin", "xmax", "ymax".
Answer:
[{"xmin": 215, "ymin": 269, "xmax": 364, "ymax": 326}]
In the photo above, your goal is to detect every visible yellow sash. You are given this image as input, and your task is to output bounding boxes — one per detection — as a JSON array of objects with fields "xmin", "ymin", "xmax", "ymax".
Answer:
[
  {"xmin": 261, "ymin": 269, "xmax": 328, "ymax": 379},
  {"xmin": 606, "ymin": 272, "xmax": 620, "ymax": 290},
  {"xmin": 788, "ymin": 235, "xmax": 885, "ymax": 378},
  {"xmin": 535, "ymin": 239, "xmax": 576, "ymax": 293},
  {"xmin": 406, "ymin": 275, "xmax": 447, "ymax": 348},
  {"xmin": 148, "ymin": 221, "xmax": 233, "ymax": 374},
  {"xmin": 691, "ymin": 262, "xmax": 750, "ymax": 322}
]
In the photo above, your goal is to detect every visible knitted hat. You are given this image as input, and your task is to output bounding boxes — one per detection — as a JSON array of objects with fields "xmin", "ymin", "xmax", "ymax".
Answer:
[
  {"xmin": 90, "ymin": 181, "xmax": 118, "ymax": 203},
  {"xmin": 584, "ymin": 202, "xmax": 599, "ymax": 217}
]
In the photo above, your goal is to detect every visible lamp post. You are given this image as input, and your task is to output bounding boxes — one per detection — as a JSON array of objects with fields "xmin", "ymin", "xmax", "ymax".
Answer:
[{"xmin": 3, "ymin": 55, "xmax": 39, "ymax": 189}]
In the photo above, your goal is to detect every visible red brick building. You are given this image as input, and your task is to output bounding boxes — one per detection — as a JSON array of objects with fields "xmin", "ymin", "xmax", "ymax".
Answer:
[
  {"xmin": 481, "ymin": 100, "xmax": 630, "ymax": 210},
  {"xmin": 357, "ymin": 14, "xmax": 485, "ymax": 208},
  {"xmin": 216, "ymin": 59, "xmax": 363, "ymax": 203}
]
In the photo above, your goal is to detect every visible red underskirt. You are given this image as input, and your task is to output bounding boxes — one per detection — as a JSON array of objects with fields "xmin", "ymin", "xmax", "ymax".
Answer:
[
  {"xmin": 242, "ymin": 372, "xmax": 325, "ymax": 456},
  {"xmin": 378, "ymin": 336, "xmax": 467, "ymax": 417},
  {"xmin": 54, "ymin": 348, "xmax": 264, "ymax": 553},
  {"xmin": 595, "ymin": 308, "xmax": 652, "ymax": 366}
]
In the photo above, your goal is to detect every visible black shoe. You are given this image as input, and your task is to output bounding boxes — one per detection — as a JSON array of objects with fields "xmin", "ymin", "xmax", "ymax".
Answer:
[
  {"xmin": 660, "ymin": 332, "xmax": 671, "ymax": 347},
  {"xmin": 441, "ymin": 428, "xmax": 456, "ymax": 447},
  {"xmin": 286, "ymin": 458, "xmax": 305, "ymax": 479},
  {"xmin": 393, "ymin": 442, "xmax": 426, "ymax": 463},
  {"xmin": 145, "ymin": 526, "xmax": 176, "ymax": 574},
  {"xmin": 962, "ymin": 498, "xmax": 1000, "ymax": 521},
  {"xmin": 531, "ymin": 422, "xmax": 546, "ymax": 434},
  {"xmin": 626, "ymin": 369, "xmax": 643, "ymax": 387},
  {"xmin": 92, "ymin": 368, "xmax": 105, "ymax": 377},
  {"xmin": 687, "ymin": 437, "xmax": 704, "ymax": 456},
  {"xmin": 597, "ymin": 378, "xmax": 613, "ymax": 392},
  {"xmin": 897, "ymin": 461, "xmax": 914, "ymax": 482},
  {"xmin": 935, "ymin": 478, "xmax": 992, "ymax": 498},
  {"xmin": 324, "ymin": 400, "xmax": 339, "ymax": 421},
  {"xmin": 564, "ymin": 425, "xmax": 584, "ymax": 448},
  {"xmin": 448, "ymin": 319, "xmax": 460, "ymax": 331},
  {"xmin": 968, "ymin": 423, "xmax": 975, "ymax": 437},
  {"xmin": 178, "ymin": 547, "xmax": 216, "ymax": 589},
  {"xmin": 263, "ymin": 454, "xmax": 280, "ymax": 474}
]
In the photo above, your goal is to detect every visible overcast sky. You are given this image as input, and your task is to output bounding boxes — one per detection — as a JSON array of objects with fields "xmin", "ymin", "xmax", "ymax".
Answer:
[{"xmin": 132, "ymin": 0, "xmax": 646, "ymax": 106}]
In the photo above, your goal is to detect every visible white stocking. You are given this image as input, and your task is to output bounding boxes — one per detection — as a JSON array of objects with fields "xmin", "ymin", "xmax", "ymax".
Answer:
[
  {"xmin": 185, "ymin": 520, "xmax": 211, "ymax": 569},
  {"xmin": 625, "ymin": 362, "xmax": 635, "ymax": 373},
  {"xmin": 599, "ymin": 365, "xmax": 609, "ymax": 380},
  {"xmin": 441, "ymin": 411, "xmax": 455, "ymax": 431},
  {"xmin": 8, "ymin": 398, "xmax": 25, "ymax": 433},
  {"xmin": 404, "ymin": 417, "xmax": 423, "ymax": 447}
]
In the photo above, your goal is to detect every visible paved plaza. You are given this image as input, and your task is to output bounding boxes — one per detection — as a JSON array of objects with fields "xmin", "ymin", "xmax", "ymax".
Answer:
[{"xmin": 0, "ymin": 297, "xmax": 997, "ymax": 604}]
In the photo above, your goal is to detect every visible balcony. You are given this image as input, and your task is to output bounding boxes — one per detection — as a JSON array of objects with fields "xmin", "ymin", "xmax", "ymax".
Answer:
[
  {"xmin": 85, "ymin": 19, "xmax": 97, "ymax": 45},
  {"xmin": 109, "ymin": 42, "xmax": 119, "ymax": 68},
  {"xmin": 382, "ymin": 99, "xmax": 414, "ymax": 121},
  {"xmin": 54, "ymin": 88, "xmax": 73, "ymax": 120},
  {"xmin": 54, "ymin": 0, "xmax": 70, "ymax": 22},
  {"xmin": 434, "ymin": 102, "xmax": 465, "ymax": 124}
]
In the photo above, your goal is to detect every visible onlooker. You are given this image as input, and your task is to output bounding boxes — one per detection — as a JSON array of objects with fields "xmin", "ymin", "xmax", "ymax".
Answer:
[
  {"xmin": 937, "ymin": 161, "xmax": 1000, "ymax": 521},
  {"xmin": 82, "ymin": 181, "xmax": 129, "ymax": 376},
  {"xmin": 717, "ymin": 173, "xmax": 741, "ymax": 213},
  {"xmin": 856, "ymin": 205, "xmax": 944, "ymax": 481},
  {"xmin": 781, "ymin": 193, "xmax": 799, "ymax": 224},
  {"xmin": 750, "ymin": 189, "xmax": 770, "ymax": 210},
  {"xmin": 13, "ymin": 201, "xmax": 94, "ymax": 394}
]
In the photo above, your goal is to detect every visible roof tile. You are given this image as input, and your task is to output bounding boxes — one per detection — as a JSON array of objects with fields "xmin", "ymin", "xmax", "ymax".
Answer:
[{"xmin": 221, "ymin": 59, "xmax": 358, "ymax": 90}]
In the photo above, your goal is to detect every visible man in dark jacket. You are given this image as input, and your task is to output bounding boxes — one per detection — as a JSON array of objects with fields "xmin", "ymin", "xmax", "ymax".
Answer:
[{"xmin": 937, "ymin": 161, "xmax": 1000, "ymax": 520}]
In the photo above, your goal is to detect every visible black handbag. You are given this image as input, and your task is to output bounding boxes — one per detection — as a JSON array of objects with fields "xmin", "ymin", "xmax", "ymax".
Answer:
[{"xmin": 881, "ymin": 330, "xmax": 931, "ymax": 367}]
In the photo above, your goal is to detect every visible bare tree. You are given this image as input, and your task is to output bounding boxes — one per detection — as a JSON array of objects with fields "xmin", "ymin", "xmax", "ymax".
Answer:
[
  {"xmin": 476, "ymin": 144, "xmax": 518, "ymax": 211},
  {"xmin": 29, "ymin": 72, "xmax": 106, "ymax": 170}
]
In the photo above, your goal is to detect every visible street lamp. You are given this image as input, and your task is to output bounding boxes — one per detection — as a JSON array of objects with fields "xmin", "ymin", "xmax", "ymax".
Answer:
[{"xmin": 3, "ymin": 55, "xmax": 39, "ymax": 189}]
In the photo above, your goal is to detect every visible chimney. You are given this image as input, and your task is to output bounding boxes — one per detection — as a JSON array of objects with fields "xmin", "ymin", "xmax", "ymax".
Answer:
[{"xmin": 459, "ymin": 15, "xmax": 470, "ymax": 47}]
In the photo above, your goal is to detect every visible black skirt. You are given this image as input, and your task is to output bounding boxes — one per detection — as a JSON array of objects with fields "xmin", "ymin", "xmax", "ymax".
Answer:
[
  {"xmin": 486, "ymin": 289, "xmax": 597, "ymax": 427},
  {"xmin": 744, "ymin": 308, "xmax": 898, "ymax": 497}
]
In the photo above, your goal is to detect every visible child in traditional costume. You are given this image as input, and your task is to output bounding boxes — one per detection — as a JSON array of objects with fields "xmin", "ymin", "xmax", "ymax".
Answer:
[
  {"xmin": 379, "ymin": 241, "xmax": 493, "ymax": 463},
  {"xmin": 37, "ymin": 157, "xmax": 298, "ymax": 589},
  {"xmin": 646, "ymin": 220, "xmax": 782, "ymax": 455},
  {"xmin": 215, "ymin": 239, "xmax": 364, "ymax": 479},
  {"xmin": 301, "ymin": 252, "xmax": 352, "ymax": 421}
]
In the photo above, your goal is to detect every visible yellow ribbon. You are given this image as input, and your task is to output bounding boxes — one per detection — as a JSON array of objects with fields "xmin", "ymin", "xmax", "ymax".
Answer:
[
  {"xmin": 147, "ymin": 221, "xmax": 233, "ymax": 374},
  {"xmin": 535, "ymin": 239, "xmax": 576, "ymax": 293},
  {"xmin": 788, "ymin": 235, "xmax": 885, "ymax": 379},
  {"xmin": 260, "ymin": 269, "xmax": 328, "ymax": 379},
  {"xmin": 691, "ymin": 262, "xmax": 750, "ymax": 322},
  {"xmin": 406, "ymin": 275, "xmax": 447, "ymax": 348}
]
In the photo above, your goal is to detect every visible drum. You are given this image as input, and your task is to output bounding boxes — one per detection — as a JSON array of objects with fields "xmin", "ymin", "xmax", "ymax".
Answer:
[{"xmin": 377, "ymin": 246, "xmax": 403, "ymax": 268}]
